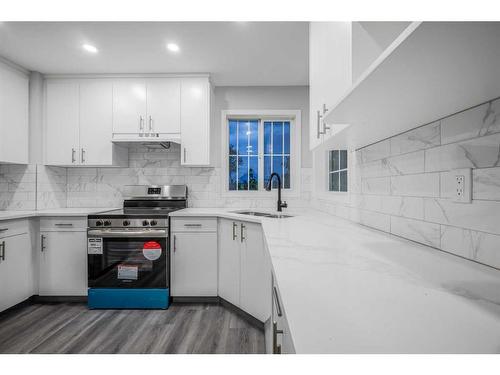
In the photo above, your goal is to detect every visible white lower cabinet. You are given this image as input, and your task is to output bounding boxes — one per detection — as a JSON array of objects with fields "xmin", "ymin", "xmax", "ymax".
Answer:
[
  {"xmin": 0, "ymin": 223, "xmax": 34, "ymax": 312},
  {"xmin": 267, "ymin": 273, "xmax": 295, "ymax": 354},
  {"xmin": 218, "ymin": 218, "xmax": 270, "ymax": 322},
  {"xmin": 39, "ymin": 218, "xmax": 87, "ymax": 296},
  {"xmin": 171, "ymin": 218, "xmax": 218, "ymax": 297}
]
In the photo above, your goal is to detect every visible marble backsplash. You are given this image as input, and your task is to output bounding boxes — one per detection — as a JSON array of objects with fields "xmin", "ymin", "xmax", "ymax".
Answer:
[
  {"xmin": 1, "ymin": 142, "xmax": 312, "ymax": 211},
  {"xmin": 312, "ymin": 97, "xmax": 500, "ymax": 269}
]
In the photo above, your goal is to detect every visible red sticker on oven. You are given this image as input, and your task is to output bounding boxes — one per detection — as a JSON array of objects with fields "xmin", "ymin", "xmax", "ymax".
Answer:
[{"xmin": 143, "ymin": 241, "xmax": 162, "ymax": 261}]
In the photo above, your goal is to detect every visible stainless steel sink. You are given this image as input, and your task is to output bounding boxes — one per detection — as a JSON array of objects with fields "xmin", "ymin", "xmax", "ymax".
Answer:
[{"xmin": 233, "ymin": 210, "xmax": 292, "ymax": 219}]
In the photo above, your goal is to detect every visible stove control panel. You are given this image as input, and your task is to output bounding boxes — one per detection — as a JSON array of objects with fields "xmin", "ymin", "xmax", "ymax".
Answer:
[{"xmin": 88, "ymin": 218, "xmax": 168, "ymax": 229}]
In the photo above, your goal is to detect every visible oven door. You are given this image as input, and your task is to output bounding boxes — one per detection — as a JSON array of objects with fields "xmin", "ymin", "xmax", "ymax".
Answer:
[{"xmin": 87, "ymin": 228, "xmax": 168, "ymax": 289}]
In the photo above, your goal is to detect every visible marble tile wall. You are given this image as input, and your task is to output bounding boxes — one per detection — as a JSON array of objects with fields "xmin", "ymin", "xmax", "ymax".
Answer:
[
  {"xmin": 312, "ymin": 97, "xmax": 500, "ymax": 269},
  {"xmin": 66, "ymin": 143, "xmax": 312, "ymax": 209}
]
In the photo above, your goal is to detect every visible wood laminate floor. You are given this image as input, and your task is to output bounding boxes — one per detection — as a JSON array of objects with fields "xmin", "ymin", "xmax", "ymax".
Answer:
[{"xmin": 0, "ymin": 302, "xmax": 265, "ymax": 354}]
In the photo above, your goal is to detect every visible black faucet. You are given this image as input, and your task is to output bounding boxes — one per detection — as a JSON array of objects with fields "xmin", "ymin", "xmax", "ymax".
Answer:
[{"xmin": 266, "ymin": 172, "xmax": 288, "ymax": 212}]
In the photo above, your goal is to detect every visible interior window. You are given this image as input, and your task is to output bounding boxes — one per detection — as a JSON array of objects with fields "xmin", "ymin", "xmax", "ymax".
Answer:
[
  {"xmin": 328, "ymin": 150, "xmax": 348, "ymax": 192},
  {"xmin": 228, "ymin": 118, "xmax": 292, "ymax": 191}
]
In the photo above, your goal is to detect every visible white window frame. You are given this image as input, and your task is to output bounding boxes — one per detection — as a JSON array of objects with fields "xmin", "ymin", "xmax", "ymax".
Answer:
[
  {"xmin": 328, "ymin": 150, "xmax": 348, "ymax": 192},
  {"xmin": 221, "ymin": 109, "xmax": 301, "ymax": 198}
]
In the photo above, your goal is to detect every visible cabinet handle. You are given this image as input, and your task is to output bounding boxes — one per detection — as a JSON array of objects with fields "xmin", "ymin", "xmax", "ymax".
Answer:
[
  {"xmin": 0, "ymin": 241, "xmax": 5, "ymax": 261},
  {"xmin": 240, "ymin": 223, "xmax": 245, "ymax": 243},
  {"xmin": 273, "ymin": 286, "xmax": 283, "ymax": 317},
  {"xmin": 0, "ymin": 228, "xmax": 8, "ymax": 232},
  {"xmin": 173, "ymin": 235, "xmax": 176, "ymax": 252},
  {"xmin": 55, "ymin": 223, "xmax": 73, "ymax": 227},
  {"xmin": 316, "ymin": 110, "xmax": 323, "ymax": 138},
  {"xmin": 184, "ymin": 223, "xmax": 202, "ymax": 227},
  {"xmin": 149, "ymin": 116, "xmax": 153, "ymax": 133},
  {"xmin": 322, "ymin": 104, "xmax": 330, "ymax": 133},
  {"xmin": 139, "ymin": 115, "xmax": 144, "ymax": 132},
  {"xmin": 41, "ymin": 235, "xmax": 46, "ymax": 252},
  {"xmin": 72, "ymin": 148, "xmax": 76, "ymax": 163},
  {"xmin": 272, "ymin": 321, "xmax": 284, "ymax": 354},
  {"xmin": 183, "ymin": 148, "xmax": 187, "ymax": 163},
  {"xmin": 232, "ymin": 222, "xmax": 237, "ymax": 241},
  {"xmin": 81, "ymin": 148, "xmax": 85, "ymax": 163}
]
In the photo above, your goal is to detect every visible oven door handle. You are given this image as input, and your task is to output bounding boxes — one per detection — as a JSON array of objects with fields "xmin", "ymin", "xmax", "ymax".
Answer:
[{"xmin": 87, "ymin": 229, "xmax": 168, "ymax": 238}]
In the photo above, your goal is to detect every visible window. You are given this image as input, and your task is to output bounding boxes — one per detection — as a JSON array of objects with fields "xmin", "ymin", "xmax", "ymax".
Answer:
[
  {"xmin": 329, "ymin": 150, "xmax": 348, "ymax": 192},
  {"xmin": 225, "ymin": 112, "xmax": 298, "ymax": 193}
]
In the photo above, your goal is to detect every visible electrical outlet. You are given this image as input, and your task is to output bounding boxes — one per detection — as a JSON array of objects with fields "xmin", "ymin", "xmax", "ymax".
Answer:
[{"xmin": 453, "ymin": 168, "xmax": 472, "ymax": 203}]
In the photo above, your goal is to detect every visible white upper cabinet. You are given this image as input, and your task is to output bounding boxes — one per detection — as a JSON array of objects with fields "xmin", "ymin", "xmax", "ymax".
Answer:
[
  {"xmin": 112, "ymin": 81, "xmax": 147, "ymax": 135},
  {"xmin": 112, "ymin": 78, "xmax": 182, "ymax": 140},
  {"xmin": 45, "ymin": 79, "xmax": 127, "ymax": 167},
  {"xmin": 309, "ymin": 22, "xmax": 352, "ymax": 150},
  {"xmin": 146, "ymin": 79, "xmax": 181, "ymax": 135},
  {"xmin": 180, "ymin": 77, "xmax": 211, "ymax": 166},
  {"xmin": 45, "ymin": 81, "xmax": 80, "ymax": 165},
  {"xmin": 0, "ymin": 61, "xmax": 29, "ymax": 164}
]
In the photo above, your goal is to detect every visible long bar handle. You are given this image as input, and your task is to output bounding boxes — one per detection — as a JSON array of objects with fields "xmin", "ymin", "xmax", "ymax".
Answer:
[
  {"xmin": 272, "ymin": 321, "xmax": 284, "ymax": 354},
  {"xmin": 149, "ymin": 116, "xmax": 153, "ymax": 132},
  {"xmin": 232, "ymin": 222, "xmax": 237, "ymax": 241},
  {"xmin": 184, "ymin": 223, "xmax": 202, "ymax": 227},
  {"xmin": 183, "ymin": 148, "xmax": 187, "ymax": 163},
  {"xmin": 71, "ymin": 148, "xmax": 76, "ymax": 163},
  {"xmin": 81, "ymin": 148, "xmax": 85, "ymax": 163},
  {"xmin": 173, "ymin": 235, "xmax": 177, "ymax": 252},
  {"xmin": 316, "ymin": 110, "xmax": 323, "ymax": 138},
  {"xmin": 0, "ymin": 228, "xmax": 8, "ymax": 232},
  {"xmin": 55, "ymin": 223, "xmax": 73, "ymax": 227},
  {"xmin": 40, "ymin": 235, "xmax": 46, "ymax": 252},
  {"xmin": 139, "ymin": 115, "xmax": 144, "ymax": 132},
  {"xmin": 0, "ymin": 241, "xmax": 5, "ymax": 261},
  {"xmin": 240, "ymin": 223, "xmax": 245, "ymax": 243},
  {"xmin": 273, "ymin": 286, "xmax": 283, "ymax": 317}
]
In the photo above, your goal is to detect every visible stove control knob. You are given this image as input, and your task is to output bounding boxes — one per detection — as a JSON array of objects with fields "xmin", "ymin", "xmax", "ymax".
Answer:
[
  {"xmin": 150, "ymin": 220, "xmax": 158, "ymax": 226},
  {"xmin": 123, "ymin": 220, "xmax": 130, "ymax": 227},
  {"xmin": 95, "ymin": 220, "xmax": 103, "ymax": 227},
  {"xmin": 142, "ymin": 220, "xmax": 150, "ymax": 227},
  {"xmin": 103, "ymin": 220, "xmax": 112, "ymax": 227}
]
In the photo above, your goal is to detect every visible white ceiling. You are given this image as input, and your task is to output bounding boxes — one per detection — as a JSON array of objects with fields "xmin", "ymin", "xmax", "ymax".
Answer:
[{"xmin": 0, "ymin": 22, "xmax": 309, "ymax": 86}]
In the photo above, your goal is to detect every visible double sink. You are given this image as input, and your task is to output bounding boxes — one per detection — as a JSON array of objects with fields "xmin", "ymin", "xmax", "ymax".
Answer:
[{"xmin": 233, "ymin": 210, "xmax": 292, "ymax": 219}]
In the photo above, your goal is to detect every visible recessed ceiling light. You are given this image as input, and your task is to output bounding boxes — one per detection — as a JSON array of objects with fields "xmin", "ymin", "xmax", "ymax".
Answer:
[
  {"xmin": 82, "ymin": 43, "xmax": 98, "ymax": 54},
  {"xmin": 166, "ymin": 43, "xmax": 180, "ymax": 53}
]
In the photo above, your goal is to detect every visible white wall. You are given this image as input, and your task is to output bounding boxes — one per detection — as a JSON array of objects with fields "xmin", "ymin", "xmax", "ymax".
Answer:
[{"xmin": 213, "ymin": 86, "xmax": 311, "ymax": 168}]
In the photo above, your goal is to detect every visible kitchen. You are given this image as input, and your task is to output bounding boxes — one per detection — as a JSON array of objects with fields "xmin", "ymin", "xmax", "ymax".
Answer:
[{"xmin": 1, "ymin": 3, "xmax": 500, "ymax": 373}]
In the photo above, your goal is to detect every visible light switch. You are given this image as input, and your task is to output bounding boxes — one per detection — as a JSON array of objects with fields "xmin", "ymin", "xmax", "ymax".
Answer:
[{"xmin": 452, "ymin": 168, "xmax": 472, "ymax": 203}]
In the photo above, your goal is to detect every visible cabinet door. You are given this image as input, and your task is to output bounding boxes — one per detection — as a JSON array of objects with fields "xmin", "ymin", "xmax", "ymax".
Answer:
[
  {"xmin": 180, "ymin": 77, "xmax": 210, "ymax": 166},
  {"xmin": 240, "ymin": 222, "xmax": 270, "ymax": 322},
  {"xmin": 45, "ymin": 82, "xmax": 80, "ymax": 165},
  {"xmin": 39, "ymin": 231, "xmax": 87, "ymax": 296},
  {"xmin": 79, "ymin": 81, "xmax": 113, "ymax": 165},
  {"xmin": 146, "ymin": 79, "xmax": 181, "ymax": 135},
  {"xmin": 0, "ymin": 233, "xmax": 34, "ymax": 312},
  {"xmin": 171, "ymin": 232, "xmax": 217, "ymax": 296},
  {"xmin": 0, "ymin": 64, "xmax": 29, "ymax": 164},
  {"xmin": 112, "ymin": 81, "xmax": 147, "ymax": 134},
  {"xmin": 218, "ymin": 219, "xmax": 240, "ymax": 306}
]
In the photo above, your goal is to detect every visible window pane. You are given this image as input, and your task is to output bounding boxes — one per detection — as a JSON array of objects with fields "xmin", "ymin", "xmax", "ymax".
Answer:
[
  {"xmin": 238, "ymin": 121, "xmax": 248, "ymax": 156},
  {"xmin": 284, "ymin": 121, "xmax": 290, "ymax": 154},
  {"xmin": 273, "ymin": 122, "xmax": 283, "ymax": 154},
  {"xmin": 340, "ymin": 150, "xmax": 348, "ymax": 170},
  {"xmin": 339, "ymin": 170, "xmax": 348, "ymax": 192},
  {"xmin": 229, "ymin": 120, "xmax": 237, "ymax": 155},
  {"xmin": 329, "ymin": 172, "xmax": 339, "ymax": 191},
  {"xmin": 264, "ymin": 155, "xmax": 271, "ymax": 188},
  {"xmin": 272, "ymin": 156, "xmax": 282, "ymax": 189},
  {"xmin": 264, "ymin": 122, "xmax": 272, "ymax": 154},
  {"xmin": 238, "ymin": 156, "xmax": 248, "ymax": 190},
  {"xmin": 284, "ymin": 156, "xmax": 290, "ymax": 189},
  {"xmin": 249, "ymin": 121, "xmax": 258, "ymax": 155},
  {"xmin": 330, "ymin": 150, "xmax": 339, "ymax": 172},
  {"xmin": 249, "ymin": 156, "xmax": 258, "ymax": 191},
  {"xmin": 229, "ymin": 156, "xmax": 237, "ymax": 190}
]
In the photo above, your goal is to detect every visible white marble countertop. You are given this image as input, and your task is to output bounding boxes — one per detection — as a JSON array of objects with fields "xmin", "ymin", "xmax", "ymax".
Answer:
[
  {"xmin": 0, "ymin": 208, "xmax": 117, "ymax": 221},
  {"xmin": 171, "ymin": 208, "xmax": 500, "ymax": 353}
]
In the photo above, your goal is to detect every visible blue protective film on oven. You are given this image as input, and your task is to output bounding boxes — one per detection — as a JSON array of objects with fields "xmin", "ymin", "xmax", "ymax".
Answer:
[{"xmin": 88, "ymin": 288, "xmax": 169, "ymax": 309}]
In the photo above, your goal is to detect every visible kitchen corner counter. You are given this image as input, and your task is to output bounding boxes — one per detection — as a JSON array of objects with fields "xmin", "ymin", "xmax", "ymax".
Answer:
[
  {"xmin": 171, "ymin": 208, "xmax": 500, "ymax": 353},
  {"xmin": 0, "ymin": 208, "xmax": 117, "ymax": 221}
]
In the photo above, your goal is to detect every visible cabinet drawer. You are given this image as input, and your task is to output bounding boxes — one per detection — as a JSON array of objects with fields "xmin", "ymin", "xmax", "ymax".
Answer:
[
  {"xmin": 171, "ymin": 217, "xmax": 217, "ymax": 232},
  {"xmin": 0, "ymin": 219, "xmax": 30, "ymax": 238},
  {"xmin": 40, "ymin": 217, "xmax": 87, "ymax": 232}
]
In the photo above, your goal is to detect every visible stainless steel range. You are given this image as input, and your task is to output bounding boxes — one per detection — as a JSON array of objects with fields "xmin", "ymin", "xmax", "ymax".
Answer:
[{"xmin": 87, "ymin": 185, "xmax": 187, "ymax": 309}]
